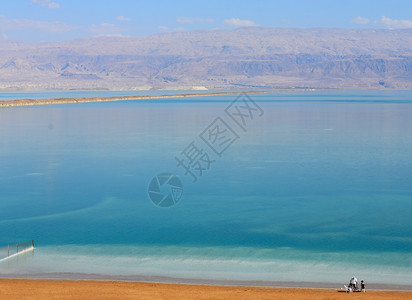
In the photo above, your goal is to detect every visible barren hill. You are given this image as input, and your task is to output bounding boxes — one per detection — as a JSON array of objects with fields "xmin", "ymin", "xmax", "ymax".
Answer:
[{"xmin": 1, "ymin": 27, "xmax": 411, "ymax": 90}]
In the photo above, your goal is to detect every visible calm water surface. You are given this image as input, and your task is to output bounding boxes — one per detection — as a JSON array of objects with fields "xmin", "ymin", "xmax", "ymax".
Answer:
[{"xmin": 0, "ymin": 90, "xmax": 411, "ymax": 284}]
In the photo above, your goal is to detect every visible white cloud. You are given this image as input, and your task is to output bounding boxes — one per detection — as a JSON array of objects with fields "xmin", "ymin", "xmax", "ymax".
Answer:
[
  {"xmin": 376, "ymin": 16, "xmax": 412, "ymax": 29},
  {"xmin": 87, "ymin": 23, "xmax": 129, "ymax": 35},
  {"xmin": 176, "ymin": 17, "xmax": 214, "ymax": 24},
  {"xmin": 158, "ymin": 26, "xmax": 169, "ymax": 31},
  {"xmin": 31, "ymin": 0, "xmax": 60, "ymax": 9},
  {"xmin": 351, "ymin": 16, "xmax": 370, "ymax": 25},
  {"xmin": 0, "ymin": 17, "xmax": 76, "ymax": 33},
  {"xmin": 117, "ymin": 16, "xmax": 131, "ymax": 22},
  {"xmin": 223, "ymin": 18, "xmax": 258, "ymax": 27}
]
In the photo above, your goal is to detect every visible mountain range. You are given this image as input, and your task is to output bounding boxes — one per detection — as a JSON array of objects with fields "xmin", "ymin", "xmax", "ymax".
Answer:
[{"xmin": 1, "ymin": 27, "xmax": 411, "ymax": 90}]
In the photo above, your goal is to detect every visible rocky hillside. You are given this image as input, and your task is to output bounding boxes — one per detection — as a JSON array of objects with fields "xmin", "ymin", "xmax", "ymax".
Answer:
[{"xmin": 0, "ymin": 27, "xmax": 411, "ymax": 90}]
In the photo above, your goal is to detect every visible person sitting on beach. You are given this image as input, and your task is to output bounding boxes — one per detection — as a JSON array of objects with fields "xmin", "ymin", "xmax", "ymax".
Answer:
[{"xmin": 361, "ymin": 280, "xmax": 366, "ymax": 292}]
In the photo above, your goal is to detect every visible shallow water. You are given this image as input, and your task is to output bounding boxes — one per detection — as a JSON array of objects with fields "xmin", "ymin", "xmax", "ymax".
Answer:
[{"xmin": 0, "ymin": 90, "xmax": 411, "ymax": 284}]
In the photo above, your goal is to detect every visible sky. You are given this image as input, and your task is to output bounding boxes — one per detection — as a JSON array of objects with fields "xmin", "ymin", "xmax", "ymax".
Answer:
[{"xmin": 0, "ymin": 0, "xmax": 412, "ymax": 42}]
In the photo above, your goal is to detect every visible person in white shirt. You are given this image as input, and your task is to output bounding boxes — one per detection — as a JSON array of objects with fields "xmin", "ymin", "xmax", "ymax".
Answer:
[{"xmin": 350, "ymin": 276, "xmax": 358, "ymax": 291}]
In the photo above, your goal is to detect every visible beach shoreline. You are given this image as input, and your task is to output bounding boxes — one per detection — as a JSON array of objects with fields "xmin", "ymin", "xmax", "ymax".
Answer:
[
  {"xmin": 0, "ymin": 90, "xmax": 274, "ymax": 108},
  {"xmin": 1, "ymin": 273, "xmax": 412, "ymax": 291},
  {"xmin": 1, "ymin": 278, "xmax": 411, "ymax": 300}
]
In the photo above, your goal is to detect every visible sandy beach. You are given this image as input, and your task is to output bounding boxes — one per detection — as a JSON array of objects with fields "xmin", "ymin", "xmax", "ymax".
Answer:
[
  {"xmin": 0, "ymin": 91, "xmax": 274, "ymax": 107},
  {"xmin": 0, "ymin": 279, "xmax": 411, "ymax": 299}
]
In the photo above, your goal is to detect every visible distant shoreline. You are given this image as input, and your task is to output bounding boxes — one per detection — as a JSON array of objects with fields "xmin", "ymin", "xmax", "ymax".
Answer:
[
  {"xmin": 1, "ymin": 273, "xmax": 412, "ymax": 291},
  {"xmin": 2, "ymin": 88, "xmax": 412, "ymax": 108},
  {"xmin": 0, "ymin": 91, "xmax": 275, "ymax": 108}
]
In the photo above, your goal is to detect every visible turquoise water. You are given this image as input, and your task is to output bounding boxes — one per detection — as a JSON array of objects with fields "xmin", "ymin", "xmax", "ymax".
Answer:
[{"xmin": 0, "ymin": 90, "xmax": 411, "ymax": 284}]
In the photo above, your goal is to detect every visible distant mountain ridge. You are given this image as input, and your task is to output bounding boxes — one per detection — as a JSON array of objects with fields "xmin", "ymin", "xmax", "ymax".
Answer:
[{"xmin": 1, "ymin": 27, "xmax": 411, "ymax": 90}]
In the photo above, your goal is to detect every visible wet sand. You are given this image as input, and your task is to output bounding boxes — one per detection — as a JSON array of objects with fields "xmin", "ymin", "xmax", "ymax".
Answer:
[
  {"xmin": 0, "ymin": 91, "xmax": 273, "ymax": 107},
  {"xmin": 0, "ymin": 279, "xmax": 412, "ymax": 300}
]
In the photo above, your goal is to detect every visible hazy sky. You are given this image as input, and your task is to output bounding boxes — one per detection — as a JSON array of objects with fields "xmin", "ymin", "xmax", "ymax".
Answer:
[{"xmin": 1, "ymin": 0, "xmax": 412, "ymax": 42}]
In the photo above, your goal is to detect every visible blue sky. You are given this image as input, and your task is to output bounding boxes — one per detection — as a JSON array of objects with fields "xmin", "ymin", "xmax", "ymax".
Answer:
[{"xmin": 1, "ymin": 0, "xmax": 412, "ymax": 42}]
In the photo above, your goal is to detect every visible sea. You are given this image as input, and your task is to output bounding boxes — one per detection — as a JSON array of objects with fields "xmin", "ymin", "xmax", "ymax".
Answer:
[{"xmin": 0, "ymin": 90, "xmax": 411, "ymax": 287}]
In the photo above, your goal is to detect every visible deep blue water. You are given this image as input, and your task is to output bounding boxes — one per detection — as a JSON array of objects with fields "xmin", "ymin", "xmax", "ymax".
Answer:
[{"xmin": 0, "ymin": 90, "xmax": 411, "ymax": 284}]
